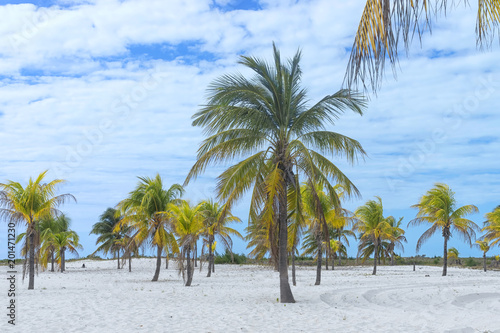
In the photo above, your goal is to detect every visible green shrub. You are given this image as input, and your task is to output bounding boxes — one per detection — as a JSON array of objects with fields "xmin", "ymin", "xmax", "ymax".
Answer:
[
  {"xmin": 214, "ymin": 250, "xmax": 247, "ymax": 264},
  {"xmin": 295, "ymin": 255, "xmax": 313, "ymax": 261},
  {"xmin": 433, "ymin": 258, "xmax": 440, "ymax": 265},
  {"xmin": 465, "ymin": 257, "xmax": 477, "ymax": 267}
]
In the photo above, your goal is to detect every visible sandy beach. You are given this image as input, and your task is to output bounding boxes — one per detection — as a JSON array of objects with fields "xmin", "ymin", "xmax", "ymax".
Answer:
[{"xmin": 3, "ymin": 259, "xmax": 499, "ymax": 332}]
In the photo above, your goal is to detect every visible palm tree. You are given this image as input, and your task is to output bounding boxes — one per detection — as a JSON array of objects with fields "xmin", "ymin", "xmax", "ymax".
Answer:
[
  {"xmin": 53, "ymin": 230, "xmax": 82, "ymax": 272},
  {"xmin": 171, "ymin": 200, "xmax": 203, "ymax": 286},
  {"xmin": 447, "ymin": 247, "xmax": 459, "ymax": 266},
  {"xmin": 386, "ymin": 216, "xmax": 406, "ymax": 265},
  {"xmin": 288, "ymin": 181, "xmax": 306, "ymax": 286},
  {"xmin": 39, "ymin": 214, "xmax": 71, "ymax": 272},
  {"xmin": 482, "ymin": 205, "xmax": 500, "ymax": 248},
  {"xmin": 409, "ymin": 183, "xmax": 479, "ymax": 276},
  {"xmin": 301, "ymin": 181, "xmax": 340, "ymax": 285},
  {"xmin": 346, "ymin": 1, "xmax": 500, "ymax": 93},
  {"xmin": 329, "ymin": 224, "xmax": 356, "ymax": 267},
  {"xmin": 475, "ymin": 240, "xmax": 490, "ymax": 272},
  {"xmin": 185, "ymin": 44, "xmax": 366, "ymax": 303},
  {"xmin": 198, "ymin": 199, "xmax": 242, "ymax": 277},
  {"xmin": 117, "ymin": 175, "xmax": 183, "ymax": 281},
  {"xmin": 353, "ymin": 197, "xmax": 395, "ymax": 275},
  {"xmin": 0, "ymin": 171, "xmax": 75, "ymax": 289},
  {"xmin": 90, "ymin": 208, "xmax": 124, "ymax": 269}
]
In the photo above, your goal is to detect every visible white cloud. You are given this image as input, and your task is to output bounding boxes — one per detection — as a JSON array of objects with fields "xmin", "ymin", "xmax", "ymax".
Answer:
[{"xmin": 0, "ymin": 0, "xmax": 499, "ymax": 259}]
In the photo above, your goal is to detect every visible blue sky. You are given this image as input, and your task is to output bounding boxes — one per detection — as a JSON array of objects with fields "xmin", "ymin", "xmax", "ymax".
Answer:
[{"xmin": 0, "ymin": 0, "xmax": 499, "ymax": 261}]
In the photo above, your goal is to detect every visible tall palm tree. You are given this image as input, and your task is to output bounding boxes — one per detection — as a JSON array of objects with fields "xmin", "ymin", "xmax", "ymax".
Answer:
[
  {"xmin": 185, "ymin": 44, "xmax": 366, "ymax": 303},
  {"xmin": 409, "ymin": 183, "xmax": 479, "ymax": 276},
  {"xmin": 90, "ymin": 208, "xmax": 124, "ymax": 269},
  {"xmin": 0, "ymin": 171, "xmax": 75, "ymax": 289},
  {"xmin": 353, "ymin": 197, "xmax": 395, "ymax": 275},
  {"xmin": 482, "ymin": 205, "xmax": 500, "ymax": 248},
  {"xmin": 475, "ymin": 240, "xmax": 490, "ymax": 272},
  {"xmin": 198, "ymin": 199, "xmax": 242, "ymax": 277},
  {"xmin": 346, "ymin": 1, "xmax": 500, "ymax": 93},
  {"xmin": 53, "ymin": 230, "xmax": 82, "ymax": 272},
  {"xmin": 171, "ymin": 200, "xmax": 203, "ymax": 286},
  {"xmin": 117, "ymin": 175, "xmax": 184, "ymax": 281},
  {"xmin": 386, "ymin": 216, "xmax": 406, "ymax": 265}
]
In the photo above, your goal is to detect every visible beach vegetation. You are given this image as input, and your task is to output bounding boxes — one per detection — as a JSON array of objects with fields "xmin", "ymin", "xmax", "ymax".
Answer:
[
  {"xmin": 185, "ymin": 44, "xmax": 366, "ymax": 302},
  {"xmin": 90, "ymin": 208, "xmax": 125, "ymax": 269},
  {"xmin": 198, "ymin": 199, "xmax": 243, "ymax": 277},
  {"xmin": 0, "ymin": 170, "xmax": 75, "ymax": 289},
  {"xmin": 409, "ymin": 183, "xmax": 479, "ymax": 276},
  {"xmin": 117, "ymin": 175, "xmax": 183, "ymax": 281},
  {"xmin": 353, "ymin": 197, "xmax": 398, "ymax": 275},
  {"xmin": 170, "ymin": 200, "xmax": 203, "ymax": 286},
  {"xmin": 346, "ymin": 1, "xmax": 500, "ymax": 93}
]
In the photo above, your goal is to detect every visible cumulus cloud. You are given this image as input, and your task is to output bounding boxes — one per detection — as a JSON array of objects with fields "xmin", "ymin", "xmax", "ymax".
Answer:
[{"xmin": 0, "ymin": 0, "xmax": 498, "ymax": 259}]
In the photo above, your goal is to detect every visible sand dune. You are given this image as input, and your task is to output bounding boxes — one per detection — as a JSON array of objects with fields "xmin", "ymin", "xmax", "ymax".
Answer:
[{"xmin": 4, "ymin": 259, "xmax": 500, "ymax": 332}]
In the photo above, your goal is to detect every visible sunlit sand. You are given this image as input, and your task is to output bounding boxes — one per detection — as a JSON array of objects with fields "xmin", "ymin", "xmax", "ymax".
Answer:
[{"xmin": 6, "ymin": 259, "xmax": 500, "ymax": 332}]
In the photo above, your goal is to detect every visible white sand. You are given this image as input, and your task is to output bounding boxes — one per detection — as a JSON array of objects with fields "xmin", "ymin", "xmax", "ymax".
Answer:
[{"xmin": 3, "ymin": 259, "xmax": 500, "ymax": 332}]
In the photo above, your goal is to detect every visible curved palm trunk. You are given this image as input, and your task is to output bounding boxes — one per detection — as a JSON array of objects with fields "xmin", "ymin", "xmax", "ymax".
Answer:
[
  {"xmin": 278, "ymin": 175, "xmax": 295, "ymax": 303},
  {"xmin": 372, "ymin": 239, "xmax": 378, "ymax": 275},
  {"xmin": 207, "ymin": 238, "xmax": 213, "ymax": 277},
  {"xmin": 186, "ymin": 244, "xmax": 193, "ymax": 286},
  {"xmin": 483, "ymin": 253, "xmax": 487, "ymax": 272},
  {"xmin": 28, "ymin": 230, "xmax": 35, "ymax": 289},
  {"xmin": 315, "ymin": 235, "xmax": 322, "ymax": 285},
  {"xmin": 152, "ymin": 245, "xmax": 162, "ymax": 281}
]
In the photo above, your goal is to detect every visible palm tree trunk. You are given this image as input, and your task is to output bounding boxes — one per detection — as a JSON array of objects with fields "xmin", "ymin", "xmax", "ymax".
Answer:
[
  {"xmin": 443, "ymin": 235, "xmax": 449, "ymax": 276},
  {"xmin": 315, "ymin": 236, "xmax": 322, "ymax": 285},
  {"xmin": 391, "ymin": 245, "xmax": 395, "ymax": 266},
  {"xmin": 207, "ymin": 238, "xmax": 213, "ymax": 277},
  {"xmin": 51, "ymin": 250, "xmax": 55, "ymax": 272},
  {"xmin": 338, "ymin": 233, "xmax": 342, "ymax": 266},
  {"xmin": 373, "ymin": 239, "xmax": 378, "ymax": 275},
  {"xmin": 60, "ymin": 248, "xmax": 65, "ymax": 273},
  {"xmin": 186, "ymin": 245, "xmax": 193, "ymax": 286},
  {"xmin": 278, "ymin": 174, "xmax": 295, "ymax": 303},
  {"xmin": 117, "ymin": 250, "xmax": 120, "ymax": 269},
  {"xmin": 331, "ymin": 252, "xmax": 335, "ymax": 270},
  {"xmin": 28, "ymin": 230, "xmax": 35, "ymax": 289},
  {"xmin": 292, "ymin": 249, "xmax": 296, "ymax": 286},
  {"xmin": 211, "ymin": 249, "xmax": 215, "ymax": 273},
  {"xmin": 194, "ymin": 243, "xmax": 198, "ymax": 268},
  {"xmin": 152, "ymin": 245, "xmax": 162, "ymax": 281},
  {"xmin": 129, "ymin": 251, "xmax": 132, "ymax": 272},
  {"xmin": 325, "ymin": 244, "xmax": 329, "ymax": 270},
  {"xmin": 483, "ymin": 253, "xmax": 487, "ymax": 272},
  {"xmin": 165, "ymin": 254, "xmax": 169, "ymax": 269}
]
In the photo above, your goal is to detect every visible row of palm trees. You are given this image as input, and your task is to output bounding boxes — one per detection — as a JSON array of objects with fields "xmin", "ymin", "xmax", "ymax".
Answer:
[
  {"xmin": 0, "ymin": 171, "xmax": 78, "ymax": 289},
  {"xmin": 89, "ymin": 174, "xmax": 243, "ymax": 286}
]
